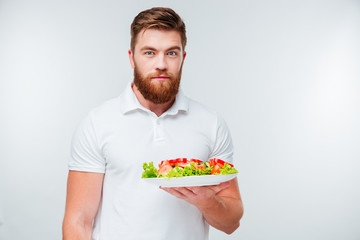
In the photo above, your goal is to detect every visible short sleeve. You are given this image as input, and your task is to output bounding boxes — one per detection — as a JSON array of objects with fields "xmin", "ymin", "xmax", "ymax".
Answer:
[
  {"xmin": 208, "ymin": 113, "xmax": 234, "ymax": 164},
  {"xmin": 69, "ymin": 112, "xmax": 106, "ymax": 173}
]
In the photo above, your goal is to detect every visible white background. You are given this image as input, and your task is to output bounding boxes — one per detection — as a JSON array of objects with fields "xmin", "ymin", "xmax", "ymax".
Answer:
[{"xmin": 1, "ymin": 0, "xmax": 359, "ymax": 239}]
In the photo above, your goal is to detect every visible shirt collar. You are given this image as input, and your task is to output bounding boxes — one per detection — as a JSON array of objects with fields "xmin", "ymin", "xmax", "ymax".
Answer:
[
  {"xmin": 119, "ymin": 81, "xmax": 189, "ymax": 116},
  {"xmin": 165, "ymin": 88, "xmax": 189, "ymax": 116}
]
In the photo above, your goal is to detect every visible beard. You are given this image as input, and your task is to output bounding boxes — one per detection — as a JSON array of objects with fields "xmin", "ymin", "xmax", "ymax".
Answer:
[{"xmin": 133, "ymin": 65, "xmax": 182, "ymax": 104}]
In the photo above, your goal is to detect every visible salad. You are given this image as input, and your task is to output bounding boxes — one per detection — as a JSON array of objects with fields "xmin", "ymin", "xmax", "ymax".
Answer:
[{"xmin": 142, "ymin": 158, "xmax": 238, "ymax": 179}]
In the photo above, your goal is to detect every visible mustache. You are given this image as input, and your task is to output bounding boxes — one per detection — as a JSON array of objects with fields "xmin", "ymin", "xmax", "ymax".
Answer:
[{"xmin": 147, "ymin": 71, "xmax": 175, "ymax": 79}]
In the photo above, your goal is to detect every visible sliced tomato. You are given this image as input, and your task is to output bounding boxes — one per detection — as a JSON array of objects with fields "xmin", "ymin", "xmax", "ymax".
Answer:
[
  {"xmin": 168, "ymin": 159, "xmax": 178, "ymax": 166},
  {"xmin": 209, "ymin": 158, "xmax": 234, "ymax": 168},
  {"xmin": 157, "ymin": 164, "xmax": 173, "ymax": 174},
  {"xmin": 211, "ymin": 164, "xmax": 221, "ymax": 175},
  {"xmin": 217, "ymin": 163, "xmax": 224, "ymax": 169},
  {"xmin": 209, "ymin": 158, "xmax": 216, "ymax": 167},
  {"xmin": 177, "ymin": 161, "xmax": 191, "ymax": 168},
  {"xmin": 166, "ymin": 158, "xmax": 187, "ymax": 167},
  {"xmin": 159, "ymin": 158, "xmax": 187, "ymax": 169},
  {"xmin": 177, "ymin": 158, "xmax": 188, "ymax": 163},
  {"xmin": 193, "ymin": 163, "xmax": 206, "ymax": 170},
  {"xmin": 159, "ymin": 160, "xmax": 170, "ymax": 168},
  {"xmin": 214, "ymin": 158, "xmax": 225, "ymax": 165},
  {"xmin": 190, "ymin": 159, "xmax": 203, "ymax": 164}
]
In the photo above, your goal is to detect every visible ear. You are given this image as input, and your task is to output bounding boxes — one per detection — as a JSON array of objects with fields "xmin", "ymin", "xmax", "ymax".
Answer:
[
  {"xmin": 128, "ymin": 49, "xmax": 135, "ymax": 69},
  {"xmin": 182, "ymin": 51, "xmax": 187, "ymax": 64}
]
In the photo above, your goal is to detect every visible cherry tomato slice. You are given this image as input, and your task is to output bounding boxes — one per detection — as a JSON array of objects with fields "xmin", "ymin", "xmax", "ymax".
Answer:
[
  {"xmin": 190, "ymin": 159, "xmax": 203, "ymax": 163},
  {"xmin": 209, "ymin": 158, "xmax": 234, "ymax": 168},
  {"xmin": 211, "ymin": 164, "xmax": 221, "ymax": 174},
  {"xmin": 193, "ymin": 163, "xmax": 206, "ymax": 170}
]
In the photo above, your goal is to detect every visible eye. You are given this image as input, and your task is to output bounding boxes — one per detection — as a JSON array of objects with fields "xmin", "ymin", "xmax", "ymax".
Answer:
[
  {"xmin": 144, "ymin": 51, "xmax": 154, "ymax": 56},
  {"xmin": 168, "ymin": 51, "xmax": 177, "ymax": 56}
]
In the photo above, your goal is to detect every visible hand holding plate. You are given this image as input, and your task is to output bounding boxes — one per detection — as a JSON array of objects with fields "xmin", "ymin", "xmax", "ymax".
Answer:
[{"xmin": 160, "ymin": 181, "xmax": 230, "ymax": 209}]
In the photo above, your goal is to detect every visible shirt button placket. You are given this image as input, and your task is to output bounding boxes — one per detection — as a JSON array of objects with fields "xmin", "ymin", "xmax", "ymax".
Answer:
[{"xmin": 154, "ymin": 117, "xmax": 165, "ymax": 141}]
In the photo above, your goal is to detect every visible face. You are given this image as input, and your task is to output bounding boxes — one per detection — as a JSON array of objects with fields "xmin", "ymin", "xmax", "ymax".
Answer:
[{"xmin": 129, "ymin": 29, "xmax": 186, "ymax": 104}]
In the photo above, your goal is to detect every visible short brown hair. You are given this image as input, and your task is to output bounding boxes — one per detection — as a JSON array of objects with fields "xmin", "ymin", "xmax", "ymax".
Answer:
[{"xmin": 130, "ymin": 7, "xmax": 187, "ymax": 51}]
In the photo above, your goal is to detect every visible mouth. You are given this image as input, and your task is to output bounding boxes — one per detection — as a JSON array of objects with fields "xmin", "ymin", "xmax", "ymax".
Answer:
[{"xmin": 151, "ymin": 76, "xmax": 169, "ymax": 81}]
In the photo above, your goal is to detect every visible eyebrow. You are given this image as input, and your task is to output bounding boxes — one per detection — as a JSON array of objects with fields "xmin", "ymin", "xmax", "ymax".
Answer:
[{"xmin": 140, "ymin": 46, "xmax": 182, "ymax": 52}]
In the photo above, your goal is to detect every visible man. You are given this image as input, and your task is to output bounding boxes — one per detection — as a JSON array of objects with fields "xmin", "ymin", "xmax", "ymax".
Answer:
[{"xmin": 63, "ymin": 7, "xmax": 243, "ymax": 240}]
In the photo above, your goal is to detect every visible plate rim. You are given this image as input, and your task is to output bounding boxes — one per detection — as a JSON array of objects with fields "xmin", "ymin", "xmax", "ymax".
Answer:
[{"xmin": 142, "ymin": 173, "xmax": 237, "ymax": 187}]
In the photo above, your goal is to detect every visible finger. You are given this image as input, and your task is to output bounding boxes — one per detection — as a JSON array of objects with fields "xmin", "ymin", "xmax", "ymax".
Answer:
[
  {"xmin": 186, "ymin": 186, "xmax": 201, "ymax": 194},
  {"xmin": 210, "ymin": 181, "xmax": 230, "ymax": 193},
  {"xmin": 160, "ymin": 187, "xmax": 186, "ymax": 199},
  {"xmin": 174, "ymin": 187, "xmax": 196, "ymax": 197}
]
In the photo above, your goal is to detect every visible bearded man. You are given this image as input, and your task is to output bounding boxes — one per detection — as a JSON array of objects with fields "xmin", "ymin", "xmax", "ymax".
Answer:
[{"xmin": 62, "ymin": 7, "xmax": 243, "ymax": 240}]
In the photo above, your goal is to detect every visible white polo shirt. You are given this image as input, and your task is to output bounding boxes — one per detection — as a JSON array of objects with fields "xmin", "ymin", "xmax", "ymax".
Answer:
[{"xmin": 69, "ymin": 82, "xmax": 234, "ymax": 240}]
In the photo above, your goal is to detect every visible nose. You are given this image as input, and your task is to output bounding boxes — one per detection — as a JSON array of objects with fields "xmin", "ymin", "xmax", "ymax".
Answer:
[{"xmin": 155, "ymin": 54, "xmax": 168, "ymax": 71}]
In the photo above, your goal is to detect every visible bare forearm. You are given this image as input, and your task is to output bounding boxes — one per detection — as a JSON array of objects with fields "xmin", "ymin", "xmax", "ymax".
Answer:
[
  {"xmin": 62, "ymin": 218, "xmax": 92, "ymax": 240},
  {"xmin": 63, "ymin": 171, "xmax": 104, "ymax": 240},
  {"xmin": 199, "ymin": 196, "xmax": 243, "ymax": 234}
]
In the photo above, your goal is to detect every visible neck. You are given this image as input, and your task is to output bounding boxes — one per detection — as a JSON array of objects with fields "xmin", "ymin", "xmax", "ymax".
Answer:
[{"xmin": 131, "ymin": 83, "xmax": 175, "ymax": 117}]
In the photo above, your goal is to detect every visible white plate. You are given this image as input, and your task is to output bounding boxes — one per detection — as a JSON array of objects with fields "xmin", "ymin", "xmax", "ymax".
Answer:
[{"xmin": 142, "ymin": 174, "xmax": 237, "ymax": 187}]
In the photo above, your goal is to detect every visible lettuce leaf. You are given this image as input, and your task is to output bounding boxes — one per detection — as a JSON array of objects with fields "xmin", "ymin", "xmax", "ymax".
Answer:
[
  {"xmin": 142, "ymin": 161, "xmax": 238, "ymax": 179},
  {"xmin": 142, "ymin": 162, "xmax": 158, "ymax": 178},
  {"xmin": 219, "ymin": 163, "xmax": 239, "ymax": 175}
]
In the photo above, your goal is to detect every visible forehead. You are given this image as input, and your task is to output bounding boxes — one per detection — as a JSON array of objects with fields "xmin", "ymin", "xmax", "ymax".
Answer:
[{"xmin": 134, "ymin": 29, "xmax": 183, "ymax": 51}]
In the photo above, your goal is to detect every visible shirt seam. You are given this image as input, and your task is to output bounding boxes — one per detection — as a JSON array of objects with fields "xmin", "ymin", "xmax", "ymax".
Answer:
[{"xmin": 89, "ymin": 111, "xmax": 107, "ymax": 165}]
